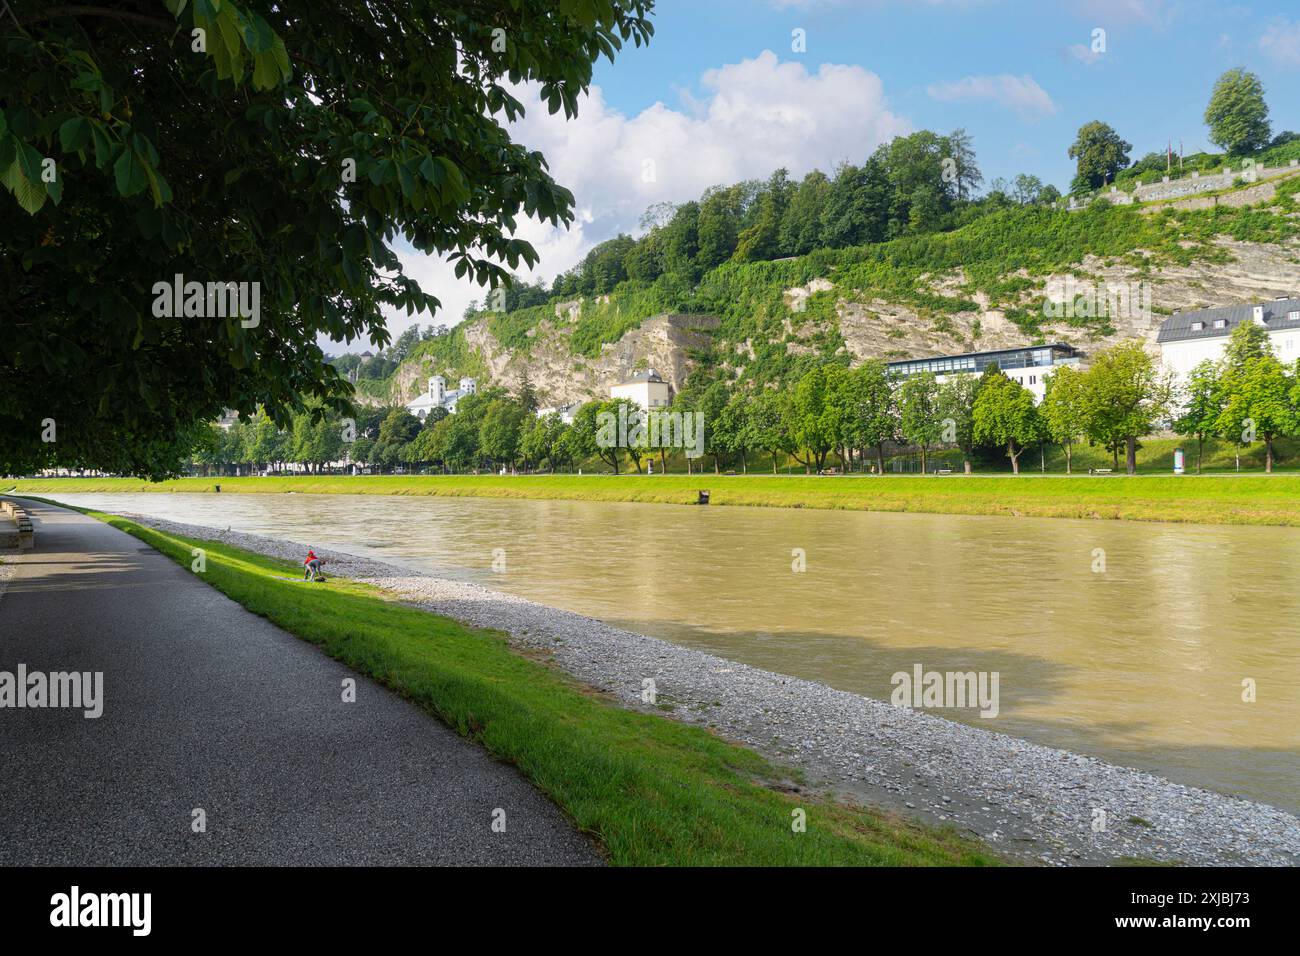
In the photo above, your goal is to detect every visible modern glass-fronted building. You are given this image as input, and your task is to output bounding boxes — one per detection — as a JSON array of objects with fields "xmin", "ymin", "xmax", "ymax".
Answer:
[{"xmin": 886, "ymin": 343, "xmax": 1082, "ymax": 402}]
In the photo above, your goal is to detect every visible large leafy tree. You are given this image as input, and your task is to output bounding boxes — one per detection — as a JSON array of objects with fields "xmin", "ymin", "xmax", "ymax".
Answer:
[
  {"xmin": 1, "ymin": 0, "xmax": 654, "ymax": 477},
  {"xmin": 1173, "ymin": 359, "xmax": 1223, "ymax": 474},
  {"xmin": 935, "ymin": 372, "xmax": 978, "ymax": 474},
  {"xmin": 1040, "ymin": 365, "xmax": 1087, "ymax": 474},
  {"xmin": 789, "ymin": 364, "xmax": 839, "ymax": 473},
  {"xmin": 846, "ymin": 360, "xmax": 897, "ymax": 475},
  {"xmin": 747, "ymin": 388, "xmax": 794, "ymax": 474},
  {"xmin": 1067, "ymin": 120, "xmax": 1131, "ymax": 193},
  {"xmin": 1216, "ymin": 351, "xmax": 1294, "ymax": 474},
  {"xmin": 897, "ymin": 371, "xmax": 942, "ymax": 473},
  {"xmin": 972, "ymin": 368, "xmax": 1039, "ymax": 475},
  {"xmin": 1080, "ymin": 340, "xmax": 1172, "ymax": 475},
  {"xmin": 1204, "ymin": 68, "xmax": 1271, "ymax": 155}
]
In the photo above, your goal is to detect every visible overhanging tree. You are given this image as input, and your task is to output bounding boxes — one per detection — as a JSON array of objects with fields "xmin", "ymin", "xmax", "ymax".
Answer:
[{"xmin": 1, "ymin": 0, "xmax": 654, "ymax": 477}]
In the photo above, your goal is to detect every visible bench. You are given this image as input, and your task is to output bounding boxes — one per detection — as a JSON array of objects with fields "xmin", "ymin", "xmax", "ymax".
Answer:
[
  {"xmin": 1089, "ymin": 468, "xmax": 1113, "ymax": 476},
  {"xmin": 1, "ymin": 500, "xmax": 34, "ymax": 549},
  {"xmin": 936, "ymin": 468, "xmax": 953, "ymax": 475}
]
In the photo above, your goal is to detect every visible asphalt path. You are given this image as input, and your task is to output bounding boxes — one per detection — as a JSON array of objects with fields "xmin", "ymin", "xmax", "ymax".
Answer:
[{"xmin": 0, "ymin": 498, "xmax": 599, "ymax": 865}]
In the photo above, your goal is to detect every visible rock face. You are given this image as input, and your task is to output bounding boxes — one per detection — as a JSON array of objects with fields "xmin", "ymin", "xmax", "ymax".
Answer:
[
  {"xmin": 386, "ymin": 312, "xmax": 720, "ymax": 409},
  {"xmin": 835, "ymin": 237, "xmax": 1300, "ymax": 364},
  {"xmin": 372, "ymin": 236, "xmax": 1300, "ymax": 406}
]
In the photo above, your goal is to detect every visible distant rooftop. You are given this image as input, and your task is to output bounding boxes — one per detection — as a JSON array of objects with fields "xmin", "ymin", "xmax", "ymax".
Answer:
[
  {"xmin": 616, "ymin": 368, "xmax": 666, "ymax": 385},
  {"xmin": 1157, "ymin": 297, "xmax": 1300, "ymax": 344}
]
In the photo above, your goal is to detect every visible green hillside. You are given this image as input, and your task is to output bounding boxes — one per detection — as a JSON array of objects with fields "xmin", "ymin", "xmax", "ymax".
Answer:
[{"xmin": 382, "ymin": 176, "xmax": 1300, "ymax": 394}]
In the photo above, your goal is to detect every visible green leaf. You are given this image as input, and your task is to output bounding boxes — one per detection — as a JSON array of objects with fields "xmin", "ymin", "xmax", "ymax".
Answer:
[
  {"xmin": 10, "ymin": 167, "xmax": 46, "ymax": 215},
  {"xmin": 15, "ymin": 141, "xmax": 43, "ymax": 185},
  {"xmin": 396, "ymin": 161, "xmax": 416, "ymax": 198},
  {"xmin": 143, "ymin": 164, "xmax": 173, "ymax": 207},
  {"xmin": 58, "ymin": 116, "xmax": 91, "ymax": 153},
  {"xmin": 252, "ymin": 51, "xmax": 279, "ymax": 91},
  {"xmin": 271, "ymin": 37, "xmax": 291, "ymax": 81},
  {"xmin": 90, "ymin": 123, "xmax": 114, "ymax": 168},
  {"xmin": 113, "ymin": 146, "xmax": 148, "ymax": 197}
]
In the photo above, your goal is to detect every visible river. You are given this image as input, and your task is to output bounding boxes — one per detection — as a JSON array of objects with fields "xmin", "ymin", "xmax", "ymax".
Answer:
[{"xmin": 50, "ymin": 491, "xmax": 1300, "ymax": 812}]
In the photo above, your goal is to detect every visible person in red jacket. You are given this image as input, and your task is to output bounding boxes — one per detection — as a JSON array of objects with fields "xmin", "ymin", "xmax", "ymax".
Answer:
[{"xmin": 303, "ymin": 549, "xmax": 324, "ymax": 582}]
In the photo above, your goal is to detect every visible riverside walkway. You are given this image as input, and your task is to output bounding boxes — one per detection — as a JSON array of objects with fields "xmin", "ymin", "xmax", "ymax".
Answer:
[{"xmin": 0, "ymin": 498, "xmax": 597, "ymax": 866}]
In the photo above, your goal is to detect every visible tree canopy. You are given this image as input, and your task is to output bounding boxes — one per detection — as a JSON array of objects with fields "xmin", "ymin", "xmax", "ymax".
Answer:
[
  {"xmin": 1067, "ymin": 120, "xmax": 1132, "ymax": 192},
  {"xmin": 1205, "ymin": 68, "xmax": 1271, "ymax": 154},
  {"xmin": 1, "ymin": 0, "xmax": 654, "ymax": 477}
]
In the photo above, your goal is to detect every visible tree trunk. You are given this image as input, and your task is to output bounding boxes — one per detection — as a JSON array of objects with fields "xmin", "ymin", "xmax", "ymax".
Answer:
[
  {"xmin": 1196, "ymin": 437, "xmax": 1203, "ymax": 475},
  {"xmin": 919, "ymin": 447, "xmax": 927, "ymax": 474},
  {"xmin": 963, "ymin": 458, "xmax": 971, "ymax": 475},
  {"xmin": 772, "ymin": 452, "xmax": 778, "ymax": 474},
  {"xmin": 1009, "ymin": 442, "xmax": 1020, "ymax": 475},
  {"xmin": 1064, "ymin": 443, "xmax": 1072, "ymax": 475},
  {"xmin": 876, "ymin": 444, "xmax": 886, "ymax": 475},
  {"xmin": 1266, "ymin": 436, "xmax": 1274, "ymax": 474},
  {"xmin": 1126, "ymin": 436, "xmax": 1137, "ymax": 476}
]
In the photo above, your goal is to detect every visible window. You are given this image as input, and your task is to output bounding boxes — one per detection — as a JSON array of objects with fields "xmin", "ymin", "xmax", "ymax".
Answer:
[
  {"xmin": 1213, "ymin": 319, "xmax": 1227, "ymax": 329},
  {"xmin": 1289, "ymin": 310, "xmax": 1300, "ymax": 322},
  {"xmin": 1191, "ymin": 321, "xmax": 1204, "ymax": 331},
  {"xmin": 1029, "ymin": 375, "xmax": 1037, "ymax": 385}
]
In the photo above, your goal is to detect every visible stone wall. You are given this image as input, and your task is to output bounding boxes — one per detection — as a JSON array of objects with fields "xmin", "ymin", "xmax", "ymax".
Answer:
[{"xmin": 1068, "ymin": 160, "xmax": 1300, "ymax": 210}]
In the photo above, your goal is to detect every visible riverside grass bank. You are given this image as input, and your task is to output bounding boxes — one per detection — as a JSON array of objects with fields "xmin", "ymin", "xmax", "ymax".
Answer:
[{"xmin": 9, "ymin": 473, "xmax": 1300, "ymax": 527}]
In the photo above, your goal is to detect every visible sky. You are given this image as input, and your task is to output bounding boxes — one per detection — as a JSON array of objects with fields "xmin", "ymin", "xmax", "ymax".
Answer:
[{"xmin": 361, "ymin": 0, "xmax": 1300, "ymax": 353}]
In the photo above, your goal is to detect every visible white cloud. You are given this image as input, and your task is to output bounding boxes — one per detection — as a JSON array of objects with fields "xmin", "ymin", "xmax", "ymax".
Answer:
[
  {"xmin": 926, "ymin": 74, "xmax": 1058, "ymax": 120},
  {"xmin": 374, "ymin": 51, "xmax": 910, "ymax": 345},
  {"xmin": 1259, "ymin": 19, "xmax": 1300, "ymax": 68}
]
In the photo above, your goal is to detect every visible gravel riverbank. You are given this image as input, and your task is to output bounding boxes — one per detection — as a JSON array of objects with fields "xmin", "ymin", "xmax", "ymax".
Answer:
[{"xmin": 125, "ymin": 512, "xmax": 1299, "ymax": 867}]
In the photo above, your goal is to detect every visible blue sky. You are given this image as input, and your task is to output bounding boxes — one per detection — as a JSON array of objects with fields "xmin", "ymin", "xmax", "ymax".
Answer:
[
  {"xmin": 377, "ymin": 0, "xmax": 1300, "ymax": 347},
  {"xmin": 594, "ymin": 0, "xmax": 1300, "ymax": 189}
]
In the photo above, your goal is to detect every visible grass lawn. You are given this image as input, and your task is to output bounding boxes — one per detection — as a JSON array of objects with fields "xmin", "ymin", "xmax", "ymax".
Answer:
[
  {"xmin": 10, "ymin": 468, "xmax": 1300, "ymax": 526},
  {"xmin": 71, "ymin": 506, "xmax": 994, "ymax": 867}
]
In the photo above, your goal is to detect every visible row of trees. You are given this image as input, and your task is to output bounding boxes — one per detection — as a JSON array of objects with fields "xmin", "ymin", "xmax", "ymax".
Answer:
[
  {"xmin": 672, "ymin": 340, "xmax": 1172, "ymax": 477},
  {"xmin": 197, "ymin": 324, "xmax": 1300, "ymax": 478},
  {"xmin": 544, "ymin": 129, "xmax": 1066, "ymax": 298}
]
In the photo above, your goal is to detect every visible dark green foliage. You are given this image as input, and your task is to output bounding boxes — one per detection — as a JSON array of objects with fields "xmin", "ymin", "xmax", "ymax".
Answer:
[{"xmin": 1, "ymin": 0, "xmax": 654, "ymax": 477}]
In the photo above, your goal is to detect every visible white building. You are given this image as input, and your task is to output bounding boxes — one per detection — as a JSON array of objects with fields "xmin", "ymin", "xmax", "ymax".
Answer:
[
  {"xmin": 1158, "ymin": 297, "xmax": 1300, "ymax": 388},
  {"xmin": 610, "ymin": 368, "xmax": 671, "ymax": 410},
  {"xmin": 887, "ymin": 344, "xmax": 1083, "ymax": 403},
  {"xmin": 406, "ymin": 375, "xmax": 477, "ymax": 420},
  {"xmin": 536, "ymin": 402, "xmax": 580, "ymax": 425}
]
